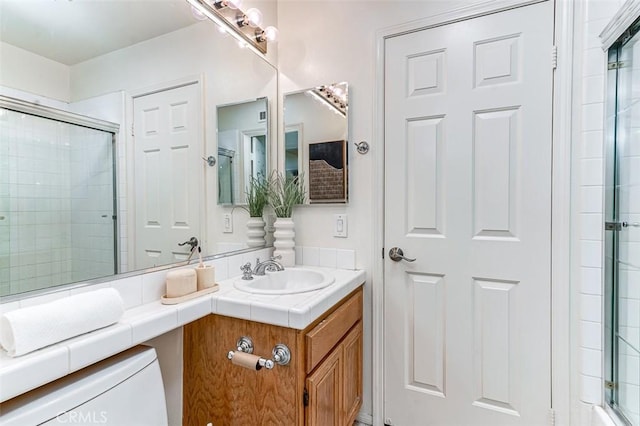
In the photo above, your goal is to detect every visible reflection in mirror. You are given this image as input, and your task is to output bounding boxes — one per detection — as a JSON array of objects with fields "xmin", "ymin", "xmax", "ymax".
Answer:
[
  {"xmin": 0, "ymin": 0, "xmax": 277, "ymax": 297},
  {"xmin": 283, "ymin": 83, "xmax": 348, "ymax": 204},
  {"xmin": 217, "ymin": 98, "xmax": 268, "ymax": 205}
]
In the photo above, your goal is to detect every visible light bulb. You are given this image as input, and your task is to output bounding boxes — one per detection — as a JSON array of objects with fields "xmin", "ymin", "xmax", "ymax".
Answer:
[
  {"xmin": 190, "ymin": 5, "xmax": 207, "ymax": 20},
  {"xmin": 245, "ymin": 8, "xmax": 263, "ymax": 28},
  {"xmin": 263, "ymin": 26, "xmax": 279, "ymax": 42}
]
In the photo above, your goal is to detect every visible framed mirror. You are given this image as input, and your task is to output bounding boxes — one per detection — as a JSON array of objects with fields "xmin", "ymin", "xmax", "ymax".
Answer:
[
  {"xmin": 217, "ymin": 98, "xmax": 268, "ymax": 205},
  {"xmin": 283, "ymin": 82, "xmax": 349, "ymax": 204},
  {"xmin": 0, "ymin": 0, "xmax": 277, "ymax": 297}
]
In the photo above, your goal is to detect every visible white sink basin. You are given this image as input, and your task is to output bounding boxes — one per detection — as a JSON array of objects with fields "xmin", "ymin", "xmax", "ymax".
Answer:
[{"xmin": 234, "ymin": 268, "xmax": 335, "ymax": 295}]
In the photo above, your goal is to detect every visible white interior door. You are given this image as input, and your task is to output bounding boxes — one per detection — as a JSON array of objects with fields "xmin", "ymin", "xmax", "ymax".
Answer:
[
  {"xmin": 133, "ymin": 83, "xmax": 202, "ymax": 269},
  {"xmin": 383, "ymin": 2, "xmax": 554, "ymax": 425}
]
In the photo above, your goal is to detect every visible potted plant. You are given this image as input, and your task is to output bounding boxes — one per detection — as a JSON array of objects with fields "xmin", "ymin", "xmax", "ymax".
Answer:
[
  {"xmin": 244, "ymin": 175, "xmax": 270, "ymax": 247},
  {"xmin": 269, "ymin": 171, "xmax": 306, "ymax": 266}
]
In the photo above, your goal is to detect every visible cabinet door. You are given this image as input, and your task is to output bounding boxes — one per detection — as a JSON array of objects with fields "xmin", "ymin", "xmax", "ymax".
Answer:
[
  {"xmin": 306, "ymin": 346, "xmax": 342, "ymax": 426},
  {"xmin": 342, "ymin": 321, "xmax": 363, "ymax": 426}
]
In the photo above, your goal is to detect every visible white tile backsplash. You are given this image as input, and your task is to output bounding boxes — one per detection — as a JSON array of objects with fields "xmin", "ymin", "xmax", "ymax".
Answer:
[
  {"xmin": 302, "ymin": 246, "xmax": 319, "ymax": 266},
  {"xmin": 110, "ymin": 276, "xmax": 142, "ymax": 309},
  {"xmin": 318, "ymin": 248, "xmax": 337, "ymax": 268},
  {"xmin": 142, "ymin": 271, "xmax": 167, "ymax": 303}
]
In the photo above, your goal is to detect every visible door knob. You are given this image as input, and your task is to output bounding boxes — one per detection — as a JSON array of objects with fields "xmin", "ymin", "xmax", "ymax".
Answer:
[{"xmin": 388, "ymin": 247, "xmax": 416, "ymax": 262}]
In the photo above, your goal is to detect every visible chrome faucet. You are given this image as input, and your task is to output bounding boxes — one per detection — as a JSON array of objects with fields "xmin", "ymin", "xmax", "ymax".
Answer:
[{"xmin": 253, "ymin": 255, "xmax": 284, "ymax": 276}]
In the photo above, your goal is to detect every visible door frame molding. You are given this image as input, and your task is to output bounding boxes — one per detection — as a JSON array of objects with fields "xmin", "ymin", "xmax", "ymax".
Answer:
[{"xmin": 372, "ymin": 1, "xmax": 573, "ymax": 424}]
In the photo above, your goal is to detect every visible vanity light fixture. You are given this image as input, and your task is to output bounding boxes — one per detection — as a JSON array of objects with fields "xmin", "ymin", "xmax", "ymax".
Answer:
[
  {"xmin": 307, "ymin": 82, "xmax": 348, "ymax": 116},
  {"xmin": 186, "ymin": 0, "xmax": 276, "ymax": 55}
]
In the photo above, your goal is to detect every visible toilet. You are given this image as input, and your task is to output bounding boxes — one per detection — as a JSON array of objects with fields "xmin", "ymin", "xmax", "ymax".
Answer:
[{"xmin": 0, "ymin": 346, "xmax": 168, "ymax": 425}]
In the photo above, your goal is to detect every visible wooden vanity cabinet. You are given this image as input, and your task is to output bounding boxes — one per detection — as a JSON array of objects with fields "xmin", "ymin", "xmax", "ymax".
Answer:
[{"xmin": 183, "ymin": 286, "xmax": 363, "ymax": 426}]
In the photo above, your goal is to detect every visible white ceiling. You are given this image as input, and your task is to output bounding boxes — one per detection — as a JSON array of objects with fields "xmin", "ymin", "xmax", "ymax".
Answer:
[{"xmin": 0, "ymin": 0, "xmax": 199, "ymax": 65}]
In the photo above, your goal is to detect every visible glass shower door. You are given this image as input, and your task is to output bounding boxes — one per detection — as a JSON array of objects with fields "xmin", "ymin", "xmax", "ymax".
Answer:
[{"xmin": 606, "ymin": 24, "xmax": 640, "ymax": 426}]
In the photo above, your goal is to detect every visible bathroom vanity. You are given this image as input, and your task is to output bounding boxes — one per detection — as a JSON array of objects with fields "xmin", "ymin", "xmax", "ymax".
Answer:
[{"xmin": 183, "ymin": 286, "xmax": 363, "ymax": 426}]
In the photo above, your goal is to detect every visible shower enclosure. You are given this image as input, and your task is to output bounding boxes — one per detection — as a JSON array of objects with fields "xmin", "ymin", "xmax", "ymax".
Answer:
[
  {"xmin": 0, "ymin": 100, "xmax": 118, "ymax": 297},
  {"xmin": 605, "ymin": 20, "xmax": 640, "ymax": 426}
]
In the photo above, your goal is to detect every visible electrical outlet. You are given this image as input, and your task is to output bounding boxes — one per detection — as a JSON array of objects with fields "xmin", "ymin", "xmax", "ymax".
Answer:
[
  {"xmin": 223, "ymin": 213, "xmax": 233, "ymax": 233},
  {"xmin": 334, "ymin": 214, "xmax": 347, "ymax": 238}
]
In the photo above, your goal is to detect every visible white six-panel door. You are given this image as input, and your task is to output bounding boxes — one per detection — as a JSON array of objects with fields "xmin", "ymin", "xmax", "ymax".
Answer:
[
  {"xmin": 133, "ymin": 83, "xmax": 202, "ymax": 269},
  {"xmin": 383, "ymin": 2, "xmax": 554, "ymax": 424}
]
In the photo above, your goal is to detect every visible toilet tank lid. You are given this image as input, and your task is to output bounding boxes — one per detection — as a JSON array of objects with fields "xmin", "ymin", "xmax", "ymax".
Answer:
[{"xmin": 0, "ymin": 345, "xmax": 158, "ymax": 426}]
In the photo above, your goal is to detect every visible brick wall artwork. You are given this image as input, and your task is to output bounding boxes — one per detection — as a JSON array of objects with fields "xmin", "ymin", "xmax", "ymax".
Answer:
[{"xmin": 308, "ymin": 140, "xmax": 347, "ymax": 203}]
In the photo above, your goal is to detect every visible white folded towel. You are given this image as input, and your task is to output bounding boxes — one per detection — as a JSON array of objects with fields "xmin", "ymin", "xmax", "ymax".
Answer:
[{"xmin": 0, "ymin": 288, "xmax": 124, "ymax": 357}]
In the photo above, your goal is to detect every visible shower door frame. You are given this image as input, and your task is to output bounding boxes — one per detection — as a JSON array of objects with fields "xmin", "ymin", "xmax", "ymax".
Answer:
[
  {"xmin": 0, "ymin": 95, "xmax": 121, "ymax": 288},
  {"xmin": 604, "ymin": 18, "xmax": 640, "ymax": 425}
]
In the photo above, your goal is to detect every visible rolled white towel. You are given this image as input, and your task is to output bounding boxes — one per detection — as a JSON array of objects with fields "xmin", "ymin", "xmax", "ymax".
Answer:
[{"xmin": 0, "ymin": 288, "xmax": 124, "ymax": 357}]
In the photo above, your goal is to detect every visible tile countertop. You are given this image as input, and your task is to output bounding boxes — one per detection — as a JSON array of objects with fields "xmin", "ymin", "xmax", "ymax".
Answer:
[{"xmin": 0, "ymin": 266, "xmax": 365, "ymax": 403}]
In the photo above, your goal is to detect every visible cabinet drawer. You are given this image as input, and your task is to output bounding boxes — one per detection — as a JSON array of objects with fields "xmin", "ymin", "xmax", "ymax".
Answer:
[{"xmin": 305, "ymin": 289, "xmax": 362, "ymax": 373}]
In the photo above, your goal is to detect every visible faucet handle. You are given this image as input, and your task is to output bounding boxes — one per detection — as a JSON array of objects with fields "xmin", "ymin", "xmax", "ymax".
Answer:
[
  {"xmin": 240, "ymin": 262, "xmax": 253, "ymax": 280},
  {"xmin": 271, "ymin": 255, "xmax": 282, "ymax": 261}
]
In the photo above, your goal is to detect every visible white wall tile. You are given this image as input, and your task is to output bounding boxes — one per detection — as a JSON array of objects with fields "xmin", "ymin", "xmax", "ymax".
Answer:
[
  {"xmin": 209, "ymin": 258, "xmax": 228, "ymax": 281},
  {"xmin": 581, "ymin": 158, "xmax": 604, "ymax": 186},
  {"xmin": 318, "ymin": 248, "xmax": 337, "ymax": 268},
  {"xmin": 581, "ymin": 186, "xmax": 604, "ymax": 213},
  {"xmin": 581, "ymin": 294, "xmax": 603, "ymax": 322},
  {"xmin": 581, "ymin": 214, "xmax": 604, "ymax": 241},
  {"xmin": 581, "ymin": 267, "xmax": 603, "ymax": 295},
  {"xmin": 583, "ymin": 76, "xmax": 605, "ymax": 105},
  {"xmin": 583, "ymin": 48, "xmax": 607, "ymax": 77},
  {"xmin": 581, "ymin": 320, "xmax": 603, "ymax": 350},
  {"xmin": 581, "ymin": 347, "xmax": 603, "ymax": 377},
  {"xmin": 581, "ymin": 130, "xmax": 604, "ymax": 159},
  {"xmin": 302, "ymin": 246, "xmax": 319, "ymax": 266},
  {"xmin": 581, "ymin": 240, "xmax": 603, "ymax": 268},
  {"xmin": 336, "ymin": 249, "xmax": 356, "ymax": 270},
  {"xmin": 142, "ymin": 270, "xmax": 167, "ymax": 303},
  {"xmin": 110, "ymin": 275, "xmax": 142, "ymax": 309},
  {"xmin": 581, "ymin": 374, "xmax": 603, "ymax": 405}
]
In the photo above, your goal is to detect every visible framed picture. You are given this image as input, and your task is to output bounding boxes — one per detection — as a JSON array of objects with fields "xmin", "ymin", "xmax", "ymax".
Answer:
[{"xmin": 308, "ymin": 140, "xmax": 347, "ymax": 203}]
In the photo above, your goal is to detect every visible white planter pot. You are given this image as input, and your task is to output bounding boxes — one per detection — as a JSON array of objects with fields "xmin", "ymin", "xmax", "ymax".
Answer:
[
  {"xmin": 246, "ymin": 217, "xmax": 266, "ymax": 248},
  {"xmin": 273, "ymin": 217, "xmax": 295, "ymax": 267}
]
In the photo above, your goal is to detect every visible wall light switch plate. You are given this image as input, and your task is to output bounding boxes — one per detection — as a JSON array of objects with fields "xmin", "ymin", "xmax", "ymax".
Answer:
[
  {"xmin": 334, "ymin": 214, "xmax": 347, "ymax": 238},
  {"xmin": 223, "ymin": 213, "xmax": 233, "ymax": 233}
]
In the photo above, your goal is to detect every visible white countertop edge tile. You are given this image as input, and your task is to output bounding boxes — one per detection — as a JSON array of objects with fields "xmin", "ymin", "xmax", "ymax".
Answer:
[{"xmin": 0, "ymin": 268, "xmax": 365, "ymax": 403}]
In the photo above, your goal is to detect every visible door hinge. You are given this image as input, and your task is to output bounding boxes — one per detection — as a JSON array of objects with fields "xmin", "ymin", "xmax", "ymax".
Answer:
[
  {"xmin": 605, "ymin": 221, "xmax": 622, "ymax": 231},
  {"xmin": 552, "ymin": 45, "xmax": 557, "ymax": 70},
  {"xmin": 382, "ymin": 247, "xmax": 385, "ymax": 259},
  {"xmin": 605, "ymin": 380, "xmax": 617, "ymax": 390},
  {"xmin": 303, "ymin": 388, "xmax": 309, "ymax": 407},
  {"xmin": 608, "ymin": 61, "xmax": 625, "ymax": 70}
]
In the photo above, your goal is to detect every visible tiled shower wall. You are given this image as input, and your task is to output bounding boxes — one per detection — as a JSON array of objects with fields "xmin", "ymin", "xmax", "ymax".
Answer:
[
  {"xmin": 0, "ymin": 109, "xmax": 115, "ymax": 296},
  {"xmin": 68, "ymin": 124, "xmax": 115, "ymax": 282}
]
